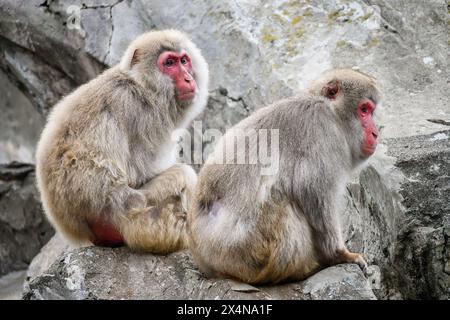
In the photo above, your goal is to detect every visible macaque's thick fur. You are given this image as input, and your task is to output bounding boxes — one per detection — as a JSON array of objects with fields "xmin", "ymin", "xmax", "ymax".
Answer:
[
  {"xmin": 36, "ymin": 30, "xmax": 209, "ymax": 253},
  {"xmin": 188, "ymin": 69, "xmax": 380, "ymax": 284}
]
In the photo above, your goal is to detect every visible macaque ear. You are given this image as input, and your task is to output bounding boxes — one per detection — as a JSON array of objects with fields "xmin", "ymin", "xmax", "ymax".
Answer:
[
  {"xmin": 120, "ymin": 48, "xmax": 140, "ymax": 70},
  {"xmin": 321, "ymin": 80, "xmax": 340, "ymax": 100},
  {"xmin": 130, "ymin": 49, "xmax": 140, "ymax": 67}
]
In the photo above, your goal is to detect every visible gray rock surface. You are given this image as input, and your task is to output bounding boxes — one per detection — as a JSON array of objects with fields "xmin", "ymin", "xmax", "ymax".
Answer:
[
  {"xmin": 342, "ymin": 164, "xmax": 404, "ymax": 298},
  {"xmin": 22, "ymin": 233, "xmax": 70, "ymax": 293},
  {"xmin": 23, "ymin": 246, "xmax": 375, "ymax": 300},
  {"xmin": 0, "ymin": 162, "xmax": 54, "ymax": 276},
  {"xmin": 387, "ymin": 130, "xmax": 450, "ymax": 299},
  {"xmin": 0, "ymin": 71, "xmax": 45, "ymax": 164},
  {"xmin": 0, "ymin": 270, "xmax": 27, "ymax": 300}
]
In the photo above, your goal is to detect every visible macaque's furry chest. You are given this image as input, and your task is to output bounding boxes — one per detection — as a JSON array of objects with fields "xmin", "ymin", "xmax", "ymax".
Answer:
[{"xmin": 128, "ymin": 138, "xmax": 177, "ymax": 187}]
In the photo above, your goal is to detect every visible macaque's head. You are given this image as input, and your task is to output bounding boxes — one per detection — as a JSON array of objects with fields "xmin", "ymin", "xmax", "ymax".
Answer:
[
  {"xmin": 120, "ymin": 30, "xmax": 209, "ymax": 113},
  {"xmin": 309, "ymin": 69, "xmax": 381, "ymax": 159},
  {"xmin": 157, "ymin": 49, "xmax": 195, "ymax": 101}
]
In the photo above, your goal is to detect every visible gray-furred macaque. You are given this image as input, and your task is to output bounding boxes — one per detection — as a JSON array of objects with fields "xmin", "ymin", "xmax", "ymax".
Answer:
[
  {"xmin": 188, "ymin": 69, "xmax": 380, "ymax": 284},
  {"xmin": 36, "ymin": 30, "xmax": 209, "ymax": 253}
]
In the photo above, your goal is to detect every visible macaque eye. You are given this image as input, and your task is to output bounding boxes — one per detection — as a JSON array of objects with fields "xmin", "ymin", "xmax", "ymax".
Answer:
[
  {"xmin": 180, "ymin": 56, "xmax": 188, "ymax": 65},
  {"xmin": 164, "ymin": 58, "xmax": 175, "ymax": 67},
  {"xmin": 360, "ymin": 102, "xmax": 373, "ymax": 114}
]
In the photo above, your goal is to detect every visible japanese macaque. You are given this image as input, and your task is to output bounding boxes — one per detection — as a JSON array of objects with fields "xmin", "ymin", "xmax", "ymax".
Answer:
[
  {"xmin": 188, "ymin": 69, "xmax": 380, "ymax": 284},
  {"xmin": 36, "ymin": 30, "xmax": 209, "ymax": 253}
]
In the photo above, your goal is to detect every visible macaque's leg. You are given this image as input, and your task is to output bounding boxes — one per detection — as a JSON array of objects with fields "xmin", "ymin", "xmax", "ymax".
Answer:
[
  {"xmin": 297, "ymin": 190, "xmax": 368, "ymax": 274},
  {"xmin": 119, "ymin": 164, "xmax": 197, "ymax": 253},
  {"xmin": 140, "ymin": 164, "xmax": 197, "ymax": 212},
  {"xmin": 119, "ymin": 198, "xmax": 188, "ymax": 253}
]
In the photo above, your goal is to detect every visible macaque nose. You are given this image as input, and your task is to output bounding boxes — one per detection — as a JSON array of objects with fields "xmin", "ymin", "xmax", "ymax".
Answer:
[
  {"xmin": 372, "ymin": 131, "xmax": 378, "ymax": 139},
  {"xmin": 184, "ymin": 72, "xmax": 194, "ymax": 82}
]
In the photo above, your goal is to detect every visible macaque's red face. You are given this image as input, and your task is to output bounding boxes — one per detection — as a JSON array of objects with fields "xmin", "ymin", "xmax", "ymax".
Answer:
[
  {"xmin": 322, "ymin": 81, "xmax": 379, "ymax": 157},
  {"xmin": 158, "ymin": 50, "xmax": 196, "ymax": 101},
  {"xmin": 357, "ymin": 99, "xmax": 378, "ymax": 156}
]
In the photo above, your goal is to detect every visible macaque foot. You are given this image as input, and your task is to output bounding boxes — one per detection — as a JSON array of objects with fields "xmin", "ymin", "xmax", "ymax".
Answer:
[{"xmin": 338, "ymin": 249, "xmax": 369, "ymax": 276}]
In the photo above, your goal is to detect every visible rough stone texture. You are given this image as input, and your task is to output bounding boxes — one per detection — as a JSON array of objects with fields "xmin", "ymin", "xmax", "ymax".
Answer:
[
  {"xmin": 23, "ymin": 247, "xmax": 376, "ymax": 300},
  {"xmin": 0, "ymin": 70, "xmax": 45, "ymax": 164},
  {"xmin": 341, "ymin": 164, "xmax": 404, "ymax": 298},
  {"xmin": 22, "ymin": 234, "xmax": 70, "ymax": 293},
  {"xmin": 0, "ymin": 162, "xmax": 54, "ymax": 276},
  {"xmin": 0, "ymin": 270, "xmax": 27, "ymax": 300},
  {"xmin": 0, "ymin": 0, "xmax": 104, "ymax": 115},
  {"xmin": 387, "ymin": 130, "xmax": 450, "ymax": 299}
]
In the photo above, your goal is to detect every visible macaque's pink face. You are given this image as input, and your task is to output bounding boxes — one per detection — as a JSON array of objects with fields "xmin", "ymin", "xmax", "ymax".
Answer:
[
  {"xmin": 357, "ymin": 99, "xmax": 378, "ymax": 156},
  {"xmin": 322, "ymin": 82, "xmax": 379, "ymax": 157},
  {"xmin": 157, "ymin": 50, "xmax": 196, "ymax": 101}
]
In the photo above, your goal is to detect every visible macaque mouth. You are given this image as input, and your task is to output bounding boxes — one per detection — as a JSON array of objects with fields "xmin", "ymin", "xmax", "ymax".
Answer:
[
  {"xmin": 362, "ymin": 145, "xmax": 376, "ymax": 156},
  {"xmin": 362, "ymin": 131, "xmax": 378, "ymax": 156},
  {"xmin": 176, "ymin": 90, "xmax": 196, "ymax": 100}
]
